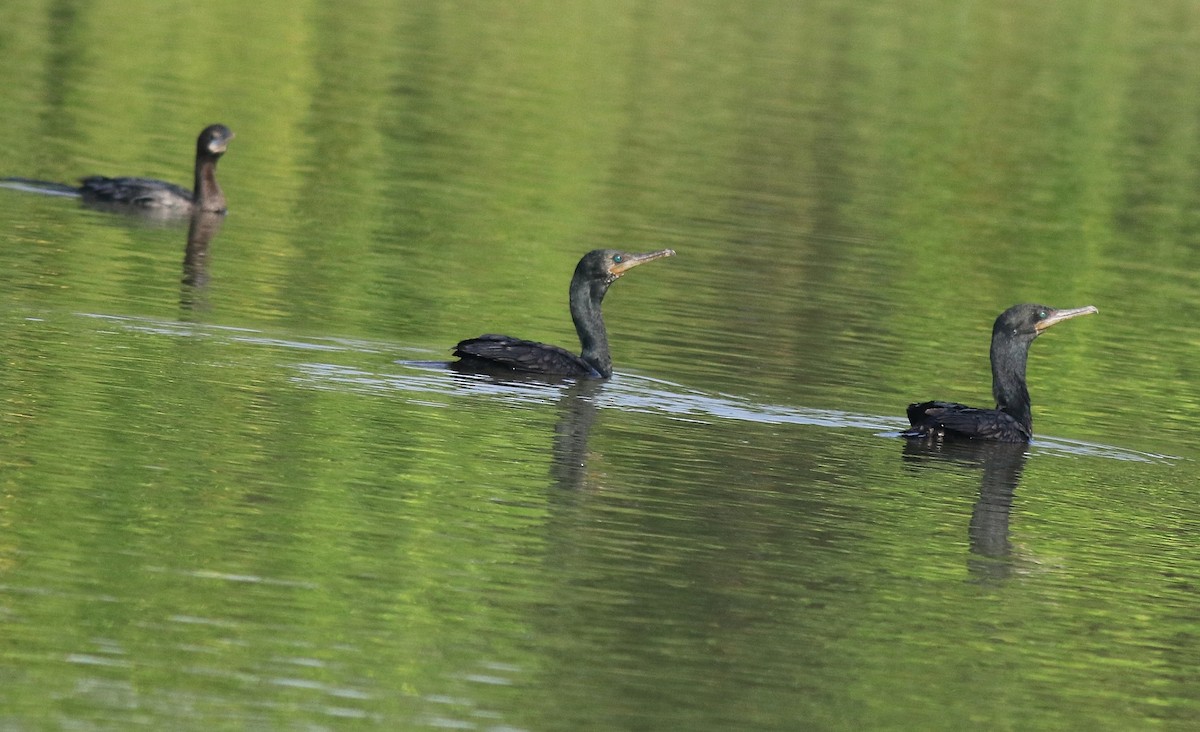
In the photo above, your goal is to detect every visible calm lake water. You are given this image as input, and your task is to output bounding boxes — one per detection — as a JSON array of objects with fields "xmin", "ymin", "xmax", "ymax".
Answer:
[{"xmin": 1, "ymin": 2, "xmax": 1200, "ymax": 730}]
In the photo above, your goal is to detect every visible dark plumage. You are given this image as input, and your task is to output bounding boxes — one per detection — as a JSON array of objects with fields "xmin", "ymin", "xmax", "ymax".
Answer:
[
  {"xmin": 2, "ymin": 124, "xmax": 234, "ymax": 215},
  {"xmin": 453, "ymin": 248, "xmax": 675, "ymax": 378},
  {"xmin": 79, "ymin": 124, "xmax": 234, "ymax": 213},
  {"xmin": 903, "ymin": 303, "xmax": 1098, "ymax": 442}
]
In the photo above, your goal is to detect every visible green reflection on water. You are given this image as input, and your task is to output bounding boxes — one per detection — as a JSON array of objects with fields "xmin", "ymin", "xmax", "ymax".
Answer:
[{"xmin": 1, "ymin": 1, "xmax": 1200, "ymax": 730}]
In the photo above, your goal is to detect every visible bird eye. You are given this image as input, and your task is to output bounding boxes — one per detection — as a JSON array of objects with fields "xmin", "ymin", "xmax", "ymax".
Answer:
[
  {"xmin": 1037, "ymin": 309, "xmax": 1048, "ymax": 320},
  {"xmin": 613, "ymin": 255, "xmax": 623, "ymax": 263}
]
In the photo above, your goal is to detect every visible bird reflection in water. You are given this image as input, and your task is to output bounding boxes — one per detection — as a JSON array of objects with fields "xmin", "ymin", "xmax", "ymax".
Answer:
[
  {"xmin": 447, "ymin": 365, "xmax": 606, "ymax": 492},
  {"xmin": 549, "ymin": 379, "xmax": 604, "ymax": 491},
  {"xmin": 902, "ymin": 439, "xmax": 1029, "ymax": 581},
  {"xmin": 180, "ymin": 211, "xmax": 225, "ymax": 311}
]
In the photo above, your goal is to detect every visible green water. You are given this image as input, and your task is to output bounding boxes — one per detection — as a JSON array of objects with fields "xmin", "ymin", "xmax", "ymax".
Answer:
[{"xmin": 1, "ymin": 1, "xmax": 1200, "ymax": 730}]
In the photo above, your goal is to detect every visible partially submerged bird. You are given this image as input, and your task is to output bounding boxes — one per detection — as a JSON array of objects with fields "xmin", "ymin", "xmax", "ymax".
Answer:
[
  {"xmin": 1, "ymin": 124, "xmax": 234, "ymax": 215},
  {"xmin": 903, "ymin": 303, "xmax": 1098, "ymax": 442},
  {"xmin": 453, "ymin": 248, "xmax": 675, "ymax": 378},
  {"xmin": 80, "ymin": 124, "xmax": 234, "ymax": 213}
]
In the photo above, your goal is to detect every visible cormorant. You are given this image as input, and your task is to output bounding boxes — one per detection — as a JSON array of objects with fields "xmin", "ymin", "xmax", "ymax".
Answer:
[
  {"xmin": 80, "ymin": 124, "xmax": 234, "ymax": 213},
  {"xmin": 453, "ymin": 248, "xmax": 675, "ymax": 378},
  {"xmin": 2, "ymin": 124, "xmax": 234, "ymax": 215},
  {"xmin": 903, "ymin": 303, "xmax": 1098, "ymax": 442}
]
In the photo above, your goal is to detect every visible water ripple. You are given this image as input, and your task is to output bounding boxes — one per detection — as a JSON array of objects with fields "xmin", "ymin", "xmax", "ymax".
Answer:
[
  {"xmin": 71, "ymin": 314, "xmax": 1171, "ymax": 465},
  {"xmin": 306, "ymin": 361, "xmax": 1172, "ymax": 465}
]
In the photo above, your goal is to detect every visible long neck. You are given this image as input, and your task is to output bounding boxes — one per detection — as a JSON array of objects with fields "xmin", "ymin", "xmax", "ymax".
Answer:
[
  {"xmin": 193, "ymin": 153, "xmax": 226, "ymax": 212},
  {"xmin": 570, "ymin": 277, "xmax": 611, "ymax": 377},
  {"xmin": 990, "ymin": 335, "xmax": 1033, "ymax": 433}
]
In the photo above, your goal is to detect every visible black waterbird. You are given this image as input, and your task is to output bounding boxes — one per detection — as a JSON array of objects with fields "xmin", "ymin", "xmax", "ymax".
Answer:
[
  {"xmin": 453, "ymin": 248, "xmax": 675, "ymax": 378},
  {"xmin": 902, "ymin": 303, "xmax": 1098, "ymax": 442},
  {"xmin": 2, "ymin": 124, "xmax": 234, "ymax": 215}
]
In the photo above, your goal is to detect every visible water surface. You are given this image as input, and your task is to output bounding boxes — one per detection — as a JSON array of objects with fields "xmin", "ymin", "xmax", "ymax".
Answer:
[{"xmin": 1, "ymin": 2, "xmax": 1200, "ymax": 730}]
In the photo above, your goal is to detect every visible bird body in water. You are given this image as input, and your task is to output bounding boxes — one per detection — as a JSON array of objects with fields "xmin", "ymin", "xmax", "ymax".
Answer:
[
  {"xmin": 903, "ymin": 303, "xmax": 1098, "ymax": 442},
  {"xmin": 80, "ymin": 124, "xmax": 234, "ymax": 213},
  {"xmin": 453, "ymin": 248, "xmax": 675, "ymax": 378},
  {"xmin": 1, "ymin": 124, "xmax": 234, "ymax": 215}
]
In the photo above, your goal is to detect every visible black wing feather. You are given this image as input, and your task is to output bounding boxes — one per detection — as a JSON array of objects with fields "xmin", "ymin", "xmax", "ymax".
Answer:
[
  {"xmin": 902, "ymin": 400, "xmax": 1031, "ymax": 442},
  {"xmin": 79, "ymin": 176, "xmax": 194, "ymax": 208},
  {"xmin": 453, "ymin": 334, "xmax": 599, "ymax": 377}
]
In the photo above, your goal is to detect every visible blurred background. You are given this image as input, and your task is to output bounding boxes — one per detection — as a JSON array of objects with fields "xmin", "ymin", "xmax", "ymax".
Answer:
[{"xmin": 0, "ymin": 2, "xmax": 1197, "ymax": 729}]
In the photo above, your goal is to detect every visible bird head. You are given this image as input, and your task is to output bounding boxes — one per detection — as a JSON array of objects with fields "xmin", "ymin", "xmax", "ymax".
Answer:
[
  {"xmin": 198, "ymin": 124, "xmax": 235, "ymax": 156},
  {"xmin": 994, "ymin": 303, "xmax": 1099, "ymax": 341}
]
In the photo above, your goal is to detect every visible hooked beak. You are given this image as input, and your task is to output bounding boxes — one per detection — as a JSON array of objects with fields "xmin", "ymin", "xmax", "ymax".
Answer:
[
  {"xmin": 1035, "ymin": 305, "xmax": 1098, "ymax": 333},
  {"xmin": 610, "ymin": 248, "xmax": 675, "ymax": 277}
]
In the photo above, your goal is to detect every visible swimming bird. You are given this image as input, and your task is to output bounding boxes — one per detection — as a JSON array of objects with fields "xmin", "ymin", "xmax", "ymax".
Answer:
[
  {"xmin": 452, "ymin": 248, "xmax": 675, "ymax": 378},
  {"xmin": 2, "ymin": 124, "xmax": 234, "ymax": 215},
  {"xmin": 903, "ymin": 303, "xmax": 1098, "ymax": 442},
  {"xmin": 79, "ymin": 124, "xmax": 234, "ymax": 213}
]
